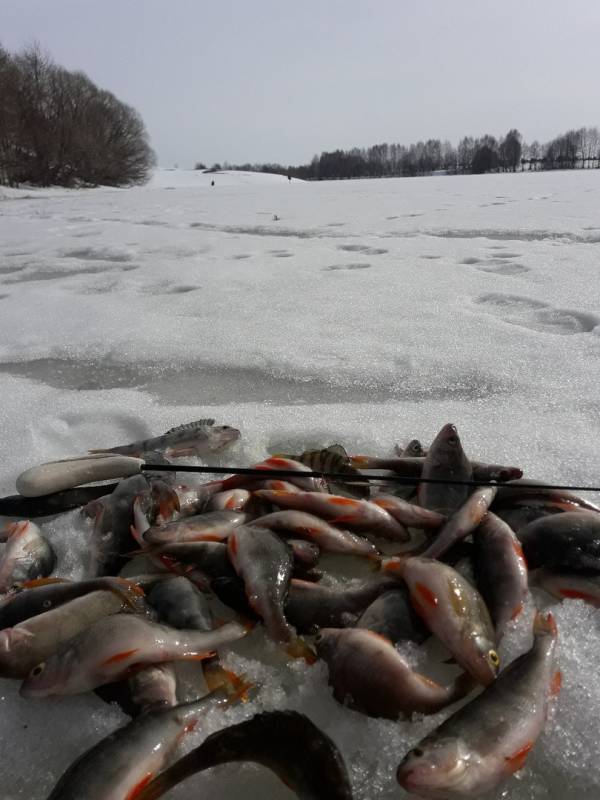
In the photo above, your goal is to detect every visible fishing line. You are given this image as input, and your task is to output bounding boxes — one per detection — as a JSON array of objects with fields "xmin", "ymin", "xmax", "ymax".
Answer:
[{"xmin": 140, "ymin": 463, "xmax": 600, "ymax": 493}]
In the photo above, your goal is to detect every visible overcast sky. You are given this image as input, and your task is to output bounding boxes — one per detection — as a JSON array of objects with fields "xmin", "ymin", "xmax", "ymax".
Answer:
[{"xmin": 3, "ymin": 0, "xmax": 600, "ymax": 168}]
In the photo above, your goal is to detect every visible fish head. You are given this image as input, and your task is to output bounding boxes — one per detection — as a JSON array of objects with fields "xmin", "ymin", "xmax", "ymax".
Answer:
[
  {"xmin": 209, "ymin": 426, "xmax": 241, "ymax": 451},
  {"xmin": 397, "ymin": 736, "xmax": 472, "ymax": 797},
  {"xmin": 465, "ymin": 632, "xmax": 500, "ymax": 685},
  {"xmin": 431, "ymin": 424, "xmax": 462, "ymax": 457},
  {"xmin": 314, "ymin": 628, "xmax": 343, "ymax": 662},
  {"xmin": 19, "ymin": 649, "xmax": 75, "ymax": 698}
]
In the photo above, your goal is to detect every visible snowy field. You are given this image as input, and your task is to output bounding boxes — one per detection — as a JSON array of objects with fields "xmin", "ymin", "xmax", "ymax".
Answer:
[{"xmin": 1, "ymin": 167, "xmax": 600, "ymax": 798}]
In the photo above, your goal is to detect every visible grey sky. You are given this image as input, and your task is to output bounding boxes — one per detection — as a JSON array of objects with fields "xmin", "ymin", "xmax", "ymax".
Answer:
[{"xmin": 3, "ymin": 0, "xmax": 600, "ymax": 168}]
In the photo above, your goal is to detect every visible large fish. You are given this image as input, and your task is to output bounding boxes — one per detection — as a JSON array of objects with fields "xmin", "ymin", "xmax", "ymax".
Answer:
[
  {"xmin": 492, "ymin": 480, "xmax": 600, "ymax": 514},
  {"xmin": 383, "ymin": 556, "xmax": 499, "ymax": 685},
  {"xmin": 418, "ymin": 424, "xmax": 473, "ymax": 516},
  {"xmin": 397, "ymin": 612, "xmax": 560, "ymax": 799},
  {"xmin": 517, "ymin": 510, "xmax": 600, "ymax": 571},
  {"xmin": 45, "ymin": 690, "xmax": 234, "ymax": 800},
  {"xmin": 89, "ymin": 419, "xmax": 240, "ymax": 458},
  {"xmin": 253, "ymin": 490, "xmax": 410, "ymax": 541},
  {"xmin": 473, "ymin": 512, "xmax": 529, "ymax": 642},
  {"xmin": 0, "ymin": 521, "xmax": 55, "ymax": 592},
  {"xmin": 131, "ymin": 710, "xmax": 353, "ymax": 800},
  {"xmin": 251, "ymin": 510, "xmax": 379, "ymax": 557},
  {"xmin": 316, "ymin": 627, "xmax": 471, "ymax": 719},
  {"xmin": 20, "ymin": 616, "xmax": 247, "ymax": 696},
  {"xmin": 0, "ymin": 587, "xmax": 144, "ymax": 679}
]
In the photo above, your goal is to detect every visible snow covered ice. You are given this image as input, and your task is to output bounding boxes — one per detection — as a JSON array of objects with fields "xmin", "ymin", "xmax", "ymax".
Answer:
[{"xmin": 1, "ymin": 167, "xmax": 600, "ymax": 798}]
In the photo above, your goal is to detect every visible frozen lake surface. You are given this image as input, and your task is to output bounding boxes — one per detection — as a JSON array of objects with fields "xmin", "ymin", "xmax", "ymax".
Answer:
[{"xmin": 0, "ymin": 168, "xmax": 599, "ymax": 798}]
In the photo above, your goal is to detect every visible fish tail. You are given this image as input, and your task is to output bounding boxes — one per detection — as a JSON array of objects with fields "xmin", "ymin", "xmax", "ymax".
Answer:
[
  {"xmin": 533, "ymin": 610, "xmax": 557, "ymax": 638},
  {"xmin": 381, "ymin": 556, "xmax": 408, "ymax": 577},
  {"xmin": 286, "ymin": 636, "xmax": 317, "ymax": 664},
  {"xmin": 204, "ymin": 662, "xmax": 254, "ymax": 703}
]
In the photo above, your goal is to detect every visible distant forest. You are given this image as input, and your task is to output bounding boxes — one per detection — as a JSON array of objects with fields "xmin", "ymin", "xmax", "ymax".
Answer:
[
  {"xmin": 0, "ymin": 43, "xmax": 155, "ymax": 187},
  {"xmin": 199, "ymin": 126, "xmax": 600, "ymax": 181}
]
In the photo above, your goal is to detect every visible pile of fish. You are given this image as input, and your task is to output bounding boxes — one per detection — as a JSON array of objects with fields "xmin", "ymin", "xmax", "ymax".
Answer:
[{"xmin": 1, "ymin": 418, "xmax": 600, "ymax": 798}]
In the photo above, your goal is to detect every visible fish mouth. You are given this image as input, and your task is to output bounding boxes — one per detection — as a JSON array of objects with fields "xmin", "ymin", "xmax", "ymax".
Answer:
[{"xmin": 398, "ymin": 757, "xmax": 469, "ymax": 795}]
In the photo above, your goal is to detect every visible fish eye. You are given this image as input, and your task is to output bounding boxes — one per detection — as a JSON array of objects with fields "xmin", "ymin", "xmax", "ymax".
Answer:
[
  {"xmin": 411, "ymin": 748, "xmax": 424, "ymax": 758},
  {"xmin": 488, "ymin": 650, "xmax": 500, "ymax": 667},
  {"xmin": 42, "ymin": 600, "xmax": 52, "ymax": 609},
  {"xmin": 30, "ymin": 662, "xmax": 45, "ymax": 677}
]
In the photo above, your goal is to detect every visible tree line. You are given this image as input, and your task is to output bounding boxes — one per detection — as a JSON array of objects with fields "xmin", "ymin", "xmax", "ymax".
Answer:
[
  {"xmin": 0, "ymin": 43, "xmax": 155, "ymax": 187},
  {"xmin": 203, "ymin": 126, "xmax": 600, "ymax": 181}
]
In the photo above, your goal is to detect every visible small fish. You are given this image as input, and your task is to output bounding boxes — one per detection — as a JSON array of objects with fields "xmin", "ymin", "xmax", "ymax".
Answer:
[
  {"xmin": 0, "ymin": 521, "xmax": 55, "ymax": 592},
  {"xmin": 355, "ymin": 587, "xmax": 428, "ymax": 644},
  {"xmin": 371, "ymin": 495, "xmax": 447, "ymax": 530},
  {"xmin": 20, "ymin": 616, "xmax": 247, "ymax": 696},
  {"xmin": 397, "ymin": 612, "xmax": 560, "ymax": 798},
  {"xmin": 0, "ymin": 576, "xmax": 144, "ymax": 629},
  {"xmin": 147, "ymin": 577, "xmax": 213, "ymax": 631},
  {"xmin": 518, "ymin": 510, "xmax": 600, "ymax": 571},
  {"xmin": 396, "ymin": 439, "xmax": 427, "ymax": 457},
  {"xmin": 45, "ymin": 690, "xmax": 233, "ymax": 800},
  {"xmin": 89, "ymin": 419, "xmax": 240, "ymax": 458},
  {"xmin": 383, "ymin": 556, "xmax": 499, "ymax": 685},
  {"xmin": 0, "ymin": 587, "xmax": 144, "ymax": 679},
  {"xmin": 418, "ymin": 424, "xmax": 473, "ymax": 516},
  {"xmin": 279, "ymin": 444, "xmax": 370, "ymax": 497},
  {"xmin": 285, "ymin": 576, "xmax": 399, "ymax": 634},
  {"xmin": 317, "ymin": 627, "xmax": 471, "ymax": 719},
  {"xmin": 131, "ymin": 710, "xmax": 353, "ymax": 800},
  {"xmin": 251, "ymin": 510, "xmax": 379, "ymax": 557},
  {"xmin": 470, "ymin": 461, "xmax": 523, "ymax": 482},
  {"xmin": 253, "ymin": 490, "xmax": 410, "ymax": 542},
  {"xmin": 146, "ymin": 541, "xmax": 236, "ymax": 587},
  {"xmin": 420, "ymin": 487, "xmax": 497, "ymax": 559},
  {"xmin": 143, "ymin": 511, "xmax": 249, "ymax": 545},
  {"xmin": 473, "ymin": 512, "xmax": 529, "ymax": 642},
  {"xmin": 531, "ymin": 567, "xmax": 600, "ymax": 607},
  {"xmin": 204, "ymin": 489, "xmax": 252, "ymax": 512},
  {"xmin": 227, "ymin": 525, "xmax": 294, "ymax": 643}
]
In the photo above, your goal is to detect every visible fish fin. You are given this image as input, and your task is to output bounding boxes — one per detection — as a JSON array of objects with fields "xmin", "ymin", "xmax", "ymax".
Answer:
[
  {"xmin": 125, "ymin": 773, "xmax": 155, "ymax": 800},
  {"xmin": 366, "ymin": 553, "xmax": 383, "ymax": 569},
  {"xmin": 510, "ymin": 602, "xmax": 524, "ymax": 621},
  {"xmin": 165, "ymin": 419, "xmax": 215, "ymax": 434},
  {"xmin": 100, "ymin": 648, "xmax": 140, "ymax": 666},
  {"xmin": 550, "ymin": 670, "xmax": 562, "ymax": 696},
  {"xmin": 381, "ymin": 556, "xmax": 407, "ymax": 577},
  {"xmin": 557, "ymin": 588, "xmax": 598, "ymax": 602},
  {"xmin": 349, "ymin": 455, "xmax": 370, "ymax": 466},
  {"xmin": 18, "ymin": 577, "xmax": 70, "ymax": 589},
  {"xmin": 415, "ymin": 581, "xmax": 438, "ymax": 608},
  {"xmin": 394, "ymin": 443, "xmax": 403, "ymax": 456},
  {"xmin": 204, "ymin": 663, "xmax": 254, "ymax": 702},
  {"xmin": 533, "ymin": 611, "xmax": 557, "ymax": 638},
  {"xmin": 166, "ymin": 447, "xmax": 196, "ymax": 457},
  {"xmin": 504, "ymin": 742, "xmax": 534, "ymax": 774},
  {"xmin": 286, "ymin": 637, "xmax": 317, "ymax": 664},
  {"xmin": 328, "ymin": 497, "xmax": 360, "ymax": 508},
  {"xmin": 107, "ymin": 578, "xmax": 146, "ymax": 610},
  {"xmin": 181, "ymin": 650, "xmax": 216, "ymax": 661},
  {"xmin": 443, "ymin": 657, "xmax": 458, "ymax": 665}
]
